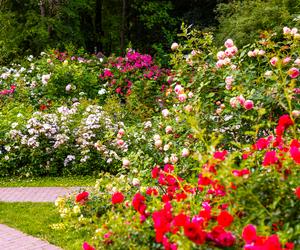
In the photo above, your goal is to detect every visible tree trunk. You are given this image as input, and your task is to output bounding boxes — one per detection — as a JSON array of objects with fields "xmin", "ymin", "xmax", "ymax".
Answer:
[
  {"xmin": 95, "ymin": 0, "xmax": 103, "ymax": 53},
  {"xmin": 120, "ymin": 0, "xmax": 126, "ymax": 56},
  {"xmin": 39, "ymin": 0, "xmax": 46, "ymax": 17}
]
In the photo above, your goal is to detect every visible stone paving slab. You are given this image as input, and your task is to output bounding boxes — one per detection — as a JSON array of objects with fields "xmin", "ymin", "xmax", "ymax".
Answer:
[
  {"xmin": 0, "ymin": 187, "xmax": 83, "ymax": 202},
  {"xmin": 0, "ymin": 224, "xmax": 62, "ymax": 249}
]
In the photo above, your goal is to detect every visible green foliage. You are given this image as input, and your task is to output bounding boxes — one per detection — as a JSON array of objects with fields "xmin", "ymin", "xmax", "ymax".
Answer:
[{"xmin": 215, "ymin": 0, "xmax": 300, "ymax": 47}]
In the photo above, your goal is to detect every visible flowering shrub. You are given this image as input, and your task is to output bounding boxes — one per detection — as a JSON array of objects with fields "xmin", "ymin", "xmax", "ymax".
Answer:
[
  {"xmin": 0, "ymin": 101, "xmax": 127, "ymax": 176},
  {"xmin": 52, "ymin": 26, "xmax": 300, "ymax": 249},
  {"xmin": 56, "ymin": 112, "xmax": 300, "ymax": 249},
  {"xmin": 98, "ymin": 49, "xmax": 170, "ymax": 119}
]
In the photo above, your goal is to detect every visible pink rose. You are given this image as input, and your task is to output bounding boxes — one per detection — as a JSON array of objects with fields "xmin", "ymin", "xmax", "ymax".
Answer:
[
  {"xmin": 216, "ymin": 60, "xmax": 224, "ymax": 68},
  {"xmin": 283, "ymin": 27, "xmax": 291, "ymax": 35},
  {"xmin": 230, "ymin": 97, "xmax": 239, "ymax": 108},
  {"xmin": 244, "ymin": 100, "xmax": 254, "ymax": 110},
  {"xmin": 182, "ymin": 148, "xmax": 190, "ymax": 157},
  {"xmin": 270, "ymin": 57, "xmax": 279, "ymax": 66},
  {"xmin": 291, "ymin": 28, "xmax": 298, "ymax": 35},
  {"xmin": 288, "ymin": 67, "xmax": 300, "ymax": 78},
  {"xmin": 178, "ymin": 93, "xmax": 187, "ymax": 102},
  {"xmin": 174, "ymin": 84, "xmax": 184, "ymax": 94},
  {"xmin": 162, "ymin": 109, "xmax": 169, "ymax": 117},
  {"xmin": 283, "ymin": 56, "xmax": 291, "ymax": 65},
  {"xmin": 225, "ymin": 76, "xmax": 234, "ymax": 85},
  {"xmin": 217, "ymin": 51, "xmax": 226, "ymax": 60},
  {"xmin": 237, "ymin": 95, "xmax": 245, "ymax": 105},
  {"xmin": 294, "ymin": 58, "xmax": 300, "ymax": 66},
  {"xmin": 224, "ymin": 39, "xmax": 234, "ymax": 48}
]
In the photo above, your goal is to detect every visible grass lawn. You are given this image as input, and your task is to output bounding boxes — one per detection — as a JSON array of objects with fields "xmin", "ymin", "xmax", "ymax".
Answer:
[
  {"xmin": 0, "ymin": 176, "xmax": 97, "ymax": 187},
  {"xmin": 0, "ymin": 202, "xmax": 90, "ymax": 250}
]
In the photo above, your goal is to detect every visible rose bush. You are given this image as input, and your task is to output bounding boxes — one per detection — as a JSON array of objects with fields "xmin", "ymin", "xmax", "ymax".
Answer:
[{"xmin": 0, "ymin": 23, "xmax": 299, "ymax": 249}]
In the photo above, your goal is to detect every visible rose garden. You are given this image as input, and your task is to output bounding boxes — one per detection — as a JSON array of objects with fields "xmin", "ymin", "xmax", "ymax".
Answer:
[{"xmin": 0, "ymin": 22, "xmax": 300, "ymax": 250}]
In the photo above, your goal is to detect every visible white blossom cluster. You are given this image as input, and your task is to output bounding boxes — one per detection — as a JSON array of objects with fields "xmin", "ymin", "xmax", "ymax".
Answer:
[{"xmin": 4, "ymin": 103, "xmax": 126, "ymax": 169}]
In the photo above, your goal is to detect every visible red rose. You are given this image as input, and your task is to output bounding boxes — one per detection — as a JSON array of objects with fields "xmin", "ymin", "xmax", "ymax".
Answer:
[
  {"xmin": 262, "ymin": 151, "xmax": 278, "ymax": 166},
  {"xmin": 82, "ymin": 242, "xmax": 95, "ymax": 250},
  {"xmin": 184, "ymin": 221, "xmax": 206, "ymax": 245},
  {"xmin": 242, "ymin": 224, "xmax": 257, "ymax": 244},
  {"xmin": 217, "ymin": 211, "xmax": 234, "ymax": 228},
  {"xmin": 111, "ymin": 192, "xmax": 125, "ymax": 204},
  {"xmin": 75, "ymin": 191, "xmax": 89, "ymax": 203}
]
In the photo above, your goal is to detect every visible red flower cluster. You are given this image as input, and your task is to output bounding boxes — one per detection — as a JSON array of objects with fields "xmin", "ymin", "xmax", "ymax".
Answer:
[
  {"xmin": 262, "ymin": 151, "xmax": 278, "ymax": 166},
  {"xmin": 82, "ymin": 242, "xmax": 95, "ymax": 250},
  {"xmin": 213, "ymin": 150, "xmax": 228, "ymax": 161},
  {"xmin": 242, "ymin": 224, "xmax": 294, "ymax": 250},
  {"xmin": 132, "ymin": 193, "xmax": 149, "ymax": 219},
  {"xmin": 111, "ymin": 192, "xmax": 124, "ymax": 204},
  {"xmin": 75, "ymin": 191, "xmax": 89, "ymax": 204},
  {"xmin": 276, "ymin": 114, "xmax": 293, "ymax": 137}
]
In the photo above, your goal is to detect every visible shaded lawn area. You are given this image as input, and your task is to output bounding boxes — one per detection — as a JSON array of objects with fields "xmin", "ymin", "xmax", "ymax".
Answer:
[{"xmin": 0, "ymin": 202, "xmax": 90, "ymax": 250}]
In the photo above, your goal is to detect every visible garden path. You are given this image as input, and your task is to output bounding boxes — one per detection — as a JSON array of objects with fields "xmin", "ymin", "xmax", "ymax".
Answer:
[
  {"xmin": 0, "ymin": 186, "xmax": 83, "ymax": 249},
  {"xmin": 0, "ymin": 187, "xmax": 82, "ymax": 202}
]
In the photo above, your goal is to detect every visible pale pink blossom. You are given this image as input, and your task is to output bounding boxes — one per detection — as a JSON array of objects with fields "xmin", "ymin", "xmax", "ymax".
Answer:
[
  {"xmin": 155, "ymin": 139, "xmax": 162, "ymax": 148},
  {"xmin": 171, "ymin": 42, "xmax": 179, "ymax": 51},
  {"xmin": 294, "ymin": 58, "xmax": 300, "ymax": 66},
  {"xmin": 216, "ymin": 60, "xmax": 225, "ymax": 68},
  {"xmin": 283, "ymin": 27, "xmax": 291, "ymax": 35},
  {"xmin": 225, "ymin": 83, "xmax": 232, "ymax": 90},
  {"xmin": 230, "ymin": 97, "xmax": 239, "ymax": 108},
  {"xmin": 292, "ymin": 110, "xmax": 300, "ymax": 117},
  {"xmin": 223, "ymin": 58, "xmax": 231, "ymax": 65},
  {"xmin": 178, "ymin": 93, "xmax": 187, "ymax": 102},
  {"xmin": 165, "ymin": 126, "xmax": 173, "ymax": 134},
  {"xmin": 224, "ymin": 39, "xmax": 234, "ymax": 48},
  {"xmin": 231, "ymin": 64, "xmax": 237, "ymax": 70},
  {"xmin": 122, "ymin": 159, "xmax": 130, "ymax": 167},
  {"xmin": 162, "ymin": 109, "xmax": 169, "ymax": 117},
  {"xmin": 217, "ymin": 51, "xmax": 226, "ymax": 60},
  {"xmin": 184, "ymin": 105, "xmax": 193, "ymax": 112},
  {"xmin": 163, "ymin": 144, "xmax": 170, "ymax": 151},
  {"xmin": 291, "ymin": 28, "xmax": 298, "ymax": 35},
  {"xmin": 248, "ymin": 51, "xmax": 254, "ymax": 57},
  {"xmin": 65, "ymin": 84, "xmax": 72, "ymax": 92},
  {"xmin": 265, "ymin": 70, "xmax": 273, "ymax": 78},
  {"xmin": 164, "ymin": 156, "xmax": 169, "ymax": 164},
  {"xmin": 170, "ymin": 154, "xmax": 178, "ymax": 164},
  {"xmin": 225, "ymin": 46, "xmax": 238, "ymax": 57},
  {"xmin": 174, "ymin": 84, "xmax": 184, "ymax": 94},
  {"xmin": 283, "ymin": 56, "xmax": 291, "ymax": 65},
  {"xmin": 181, "ymin": 148, "xmax": 190, "ymax": 157},
  {"xmin": 118, "ymin": 128, "xmax": 125, "ymax": 136},
  {"xmin": 237, "ymin": 95, "xmax": 245, "ymax": 105},
  {"xmin": 258, "ymin": 50, "xmax": 265, "ymax": 56},
  {"xmin": 188, "ymin": 92, "xmax": 193, "ymax": 98},
  {"xmin": 132, "ymin": 178, "xmax": 140, "ymax": 186},
  {"xmin": 225, "ymin": 76, "xmax": 234, "ymax": 85},
  {"xmin": 252, "ymin": 49, "xmax": 259, "ymax": 56},
  {"xmin": 117, "ymin": 139, "xmax": 124, "ymax": 146},
  {"xmin": 153, "ymin": 134, "xmax": 161, "ymax": 141},
  {"xmin": 216, "ymin": 108, "xmax": 222, "ymax": 115},
  {"xmin": 270, "ymin": 57, "xmax": 279, "ymax": 66}
]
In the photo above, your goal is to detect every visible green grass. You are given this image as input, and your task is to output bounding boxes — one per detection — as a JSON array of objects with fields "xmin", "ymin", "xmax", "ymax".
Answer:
[
  {"xmin": 0, "ymin": 202, "xmax": 91, "ymax": 250},
  {"xmin": 0, "ymin": 176, "xmax": 97, "ymax": 187}
]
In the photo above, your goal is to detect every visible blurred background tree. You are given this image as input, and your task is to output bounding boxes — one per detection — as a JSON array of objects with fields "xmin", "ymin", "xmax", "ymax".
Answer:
[{"xmin": 0, "ymin": 0, "xmax": 299, "ymax": 64}]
